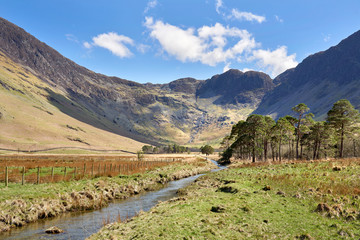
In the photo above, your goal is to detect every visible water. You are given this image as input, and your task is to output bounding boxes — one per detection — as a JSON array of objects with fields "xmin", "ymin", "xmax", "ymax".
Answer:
[{"xmin": 0, "ymin": 160, "xmax": 225, "ymax": 240}]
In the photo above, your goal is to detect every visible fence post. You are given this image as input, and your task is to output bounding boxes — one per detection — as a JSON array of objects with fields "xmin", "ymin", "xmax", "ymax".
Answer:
[
  {"xmin": 64, "ymin": 167, "xmax": 67, "ymax": 180},
  {"xmin": 104, "ymin": 164, "xmax": 107, "ymax": 175},
  {"xmin": 37, "ymin": 167, "xmax": 40, "ymax": 184},
  {"xmin": 22, "ymin": 166, "xmax": 25, "ymax": 185},
  {"xmin": 92, "ymin": 163, "xmax": 94, "ymax": 177},
  {"xmin": 74, "ymin": 167, "xmax": 77, "ymax": 178},
  {"xmin": 98, "ymin": 164, "xmax": 101, "ymax": 176},
  {"xmin": 110, "ymin": 163, "xmax": 112, "ymax": 173},
  {"xmin": 51, "ymin": 167, "xmax": 54, "ymax": 182},
  {"xmin": 5, "ymin": 166, "xmax": 8, "ymax": 187},
  {"xmin": 83, "ymin": 163, "xmax": 86, "ymax": 177}
]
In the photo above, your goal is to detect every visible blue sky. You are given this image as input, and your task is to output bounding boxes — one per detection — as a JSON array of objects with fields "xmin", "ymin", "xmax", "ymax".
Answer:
[{"xmin": 1, "ymin": 0, "xmax": 360, "ymax": 83}]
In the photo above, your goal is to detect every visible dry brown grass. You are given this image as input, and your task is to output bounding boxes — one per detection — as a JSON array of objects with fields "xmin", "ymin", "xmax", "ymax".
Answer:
[{"xmin": 0, "ymin": 154, "xmax": 177, "ymax": 185}]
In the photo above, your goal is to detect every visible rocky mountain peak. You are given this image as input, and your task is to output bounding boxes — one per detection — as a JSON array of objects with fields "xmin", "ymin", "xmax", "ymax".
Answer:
[{"xmin": 255, "ymin": 29, "xmax": 360, "ymax": 119}]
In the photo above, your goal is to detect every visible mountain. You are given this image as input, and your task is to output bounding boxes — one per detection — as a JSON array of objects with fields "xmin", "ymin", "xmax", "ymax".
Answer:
[
  {"xmin": 0, "ymin": 50, "xmax": 145, "ymax": 153},
  {"xmin": 254, "ymin": 30, "xmax": 360, "ymax": 119},
  {"xmin": 197, "ymin": 69, "xmax": 273, "ymax": 105},
  {"xmin": 0, "ymin": 17, "xmax": 273, "ymax": 148}
]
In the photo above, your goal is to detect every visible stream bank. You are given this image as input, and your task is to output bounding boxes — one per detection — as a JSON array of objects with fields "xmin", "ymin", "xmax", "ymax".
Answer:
[
  {"xmin": 89, "ymin": 160, "xmax": 360, "ymax": 240},
  {"xmin": 0, "ymin": 159, "xmax": 216, "ymax": 235}
]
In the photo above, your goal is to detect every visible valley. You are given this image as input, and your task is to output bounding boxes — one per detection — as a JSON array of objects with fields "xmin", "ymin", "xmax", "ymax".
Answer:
[{"xmin": 0, "ymin": 5, "xmax": 360, "ymax": 240}]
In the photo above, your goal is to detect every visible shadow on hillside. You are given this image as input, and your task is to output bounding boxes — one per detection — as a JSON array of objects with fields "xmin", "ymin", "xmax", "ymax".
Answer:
[{"xmin": 44, "ymin": 88, "xmax": 155, "ymax": 146}]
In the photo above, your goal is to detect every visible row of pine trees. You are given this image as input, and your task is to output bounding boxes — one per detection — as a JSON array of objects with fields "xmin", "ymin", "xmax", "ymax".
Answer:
[{"xmin": 220, "ymin": 99, "xmax": 360, "ymax": 163}]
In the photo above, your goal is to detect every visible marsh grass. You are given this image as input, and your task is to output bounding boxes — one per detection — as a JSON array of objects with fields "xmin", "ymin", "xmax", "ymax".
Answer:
[{"xmin": 89, "ymin": 158, "xmax": 360, "ymax": 240}]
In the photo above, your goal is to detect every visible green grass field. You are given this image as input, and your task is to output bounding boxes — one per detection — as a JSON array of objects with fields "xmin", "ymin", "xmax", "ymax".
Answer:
[{"xmin": 89, "ymin": 159, "xmax": 360, "ymax": 239}]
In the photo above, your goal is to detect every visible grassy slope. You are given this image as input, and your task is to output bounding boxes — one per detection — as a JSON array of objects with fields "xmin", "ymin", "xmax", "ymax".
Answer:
[
  {"xmin": 89, "ymin": 159, "xmax": 360, "ymax": 239},
  {"xmin": 0, "ymin": 52, "xmax": 144, "ymax": 153}
]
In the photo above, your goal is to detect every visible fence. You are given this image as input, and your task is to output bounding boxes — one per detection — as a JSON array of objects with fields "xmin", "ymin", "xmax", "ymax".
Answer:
[{"xmin": 0, "ymin": 159, "xmax": 175, "ymax": 186}]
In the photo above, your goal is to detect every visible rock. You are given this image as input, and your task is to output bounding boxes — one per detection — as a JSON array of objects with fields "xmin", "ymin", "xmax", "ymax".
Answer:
[
  {"xmin": 45, "ymin": 226, "xmax": 64, "ymax": 234},
  {"xmin": 217, "ymin": 186, "xmax": 238, "ymax": 194},
  {"xmin": 315, "ymin": 203, "xmax": 331, "ymax": 213},
  {"xmin": 337, "ymin": 230, "xmax": 349, "ymax": 237},
  {"xmin": 346, "ymin": 215, "xmax": 356, "ymax": 221},
  {"xmin": 262, "ymin": 186, "xmax": 271, "ymax": 191},
  {"xmin": 331, "ymin": 204, "xmax": 343, "ymax": 217},
  {"xmin": 210, "ymin": 205, "xmax": 226, "ymax": 213},
  {"xmin": 0, "ymin": 221, "xmax": 10, "ymax": 232},
  {"xmin": 276, "ymin": 191, "xmax": 285, "ymax": 196},
  {"xmin": 332, "ymin": 166, "xmax": 342, "ymax": 171},
  {"xmin": 95, "ymin": 180, "xmax": 106, "ymax": 189},
  {"xmin": 222, "ymin": 180, "xmax": 236, "ymax": 184},
  {"xmin": 296, "ymin": 234, "xmax": 313, "ymax": 240},
  {"xmin": 241, "ymin": 206, "xmax": 251, "ymax": 212}
]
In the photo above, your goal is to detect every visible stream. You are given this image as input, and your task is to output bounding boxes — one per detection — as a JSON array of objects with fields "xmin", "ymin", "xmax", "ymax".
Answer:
[{"xmin": 0, "ymin": 160, "xmax": 225, "ymax": 240}]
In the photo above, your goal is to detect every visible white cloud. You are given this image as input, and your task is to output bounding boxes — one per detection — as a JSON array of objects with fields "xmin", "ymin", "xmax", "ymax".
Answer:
[
  {"xmin": 145, "ymin": 17, "xmax": 256, "ymax": 66},
  {"xmin": 229, "ymin": 9, "xmax": 266, "ymax": 23},
  {"xmin": 241, "ymin": 68, "xmax": 254, "ymax": 73},
  {"xmin": 144, "ymin": 0, "xmax": 158, "ymax": 13},
  {"xmin": 275, "ymin": 15, "xmax": 284, "ymax": 23},
  {"xmin": 323, "ymin": 34, "xmax": 331, "ymax": 42},
  {"xmin": 83, "ymin": 41, "xmax": 92, "ymax": 49},
  {"xmin": 86, "ymin": 32, "xmax": 134, "ymax": 58},
  {"xmin": 215, "ymin": 0, "xmax": 223, "ymax": 14},
  {"xmin": 223, "ymin": 62, "xmax": 231, "ymax": 72},
  {"xmin": 66, "ymin": 34, "xmax": 79, "ymax": 43},
  {"xmin": 250, "ymin": 46, "xmax": 298, "ymax": 77},
  {"xmin": 145, "ymin": 17, "xmax": 297, "ymax": 77},
  {"xmin": 137, "ymin": 44, "xmax": 151, "ymax": 54}
]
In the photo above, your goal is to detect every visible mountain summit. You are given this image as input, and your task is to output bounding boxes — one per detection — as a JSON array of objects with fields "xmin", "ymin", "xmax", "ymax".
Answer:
[{"xmin": 255, "ymin": 30, "xmax": 360, "ymax": 119}]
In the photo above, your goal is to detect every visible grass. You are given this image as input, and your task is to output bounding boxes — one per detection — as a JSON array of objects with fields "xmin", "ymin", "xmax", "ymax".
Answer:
[
  {"xmin": 89, "ymin": 158, "xmax": 360, "ymax": 239},
  {"xmin": 0, "ymin": 154, "xmax": 197, "ymax": 185},
  {"xmin": 0, "ymin": 159, "xmax": 215, "ymax": 232}
]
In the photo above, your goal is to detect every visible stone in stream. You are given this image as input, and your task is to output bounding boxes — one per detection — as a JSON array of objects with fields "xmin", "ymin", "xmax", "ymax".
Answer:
[{"xmin": 45, "ymin": 226, "xmax": 64, "ymax": 234}]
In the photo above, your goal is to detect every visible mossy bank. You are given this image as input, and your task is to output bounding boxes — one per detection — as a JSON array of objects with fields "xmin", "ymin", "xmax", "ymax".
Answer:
[
  {"xmin": 0, "ymin": 159, "xmax": 215, "ymax": 233},
  {"xmin": 89, "ymin": 159, "xmax": 360, "ymax": 239}
]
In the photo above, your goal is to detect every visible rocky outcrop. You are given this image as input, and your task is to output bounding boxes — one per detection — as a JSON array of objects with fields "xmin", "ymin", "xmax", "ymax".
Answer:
[{"xmin": 196, "ymin": 69, "xmax": 274, "ymax": 105}]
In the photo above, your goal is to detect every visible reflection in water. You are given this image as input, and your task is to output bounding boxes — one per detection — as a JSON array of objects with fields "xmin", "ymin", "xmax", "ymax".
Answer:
[{"xmin": 1, "ymin": 160, "xmax": 224, "ymax": 240}]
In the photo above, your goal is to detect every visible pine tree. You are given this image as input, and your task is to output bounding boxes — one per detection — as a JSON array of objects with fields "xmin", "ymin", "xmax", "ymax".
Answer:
[
  {"xmin": 327, "ymin": 99, "xmax": 360, "ymax": 158},
  {"xmin": 292, "ymin": 103, "xmax": 310, "ymax": 159}
]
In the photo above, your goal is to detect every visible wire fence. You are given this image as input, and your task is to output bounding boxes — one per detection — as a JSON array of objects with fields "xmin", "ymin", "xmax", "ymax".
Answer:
[{"xmin": 0, "ymin": 156, "xmax": 178, "ymax": 186}]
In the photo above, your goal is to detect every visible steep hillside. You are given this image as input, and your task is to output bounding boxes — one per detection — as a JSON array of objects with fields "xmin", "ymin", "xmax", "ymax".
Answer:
[
  {"xmin": 254, "ymin": 30, "xmax": 360, "ymax": 119},
  {"xmin": 197, "ymin": 69, "xmax": 274, "ymax": 106},
  {"xmin": 0, "ymin": 51, "xmax": 144, "ymax": 153},
  {"xmin": 0, "ymin": 17, "xmax": 274, "ymax": 146}
]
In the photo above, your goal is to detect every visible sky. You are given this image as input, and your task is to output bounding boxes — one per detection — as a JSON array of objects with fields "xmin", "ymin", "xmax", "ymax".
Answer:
[{"xmin": 1, "ymin": 0, "xmax": 360, "ymax": 84}]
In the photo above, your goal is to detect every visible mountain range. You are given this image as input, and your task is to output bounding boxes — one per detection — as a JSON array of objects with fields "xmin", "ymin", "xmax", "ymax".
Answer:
[{"xmin": 0, "ymin": 17, "xmax": 359, "ymax": 150}]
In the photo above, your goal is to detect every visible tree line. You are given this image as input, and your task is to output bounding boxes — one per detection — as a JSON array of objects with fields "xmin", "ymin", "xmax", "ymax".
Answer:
[
  {"xmin": 220, "ymin": 99, "xmax": 360, "ymax": 164},
  {"xmin": 141, "ymin": 144, "xmax": 190, "ymax": 154}
]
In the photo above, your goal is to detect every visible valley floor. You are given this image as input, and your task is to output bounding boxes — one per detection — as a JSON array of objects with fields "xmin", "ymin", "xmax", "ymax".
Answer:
[
  {"xmin": 89, "ymin": 159, "xmax": 360, "ymax": 239},
  {"xmin": 0, "ymin": 156, "xmax": 215, "ymax": 233}
]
